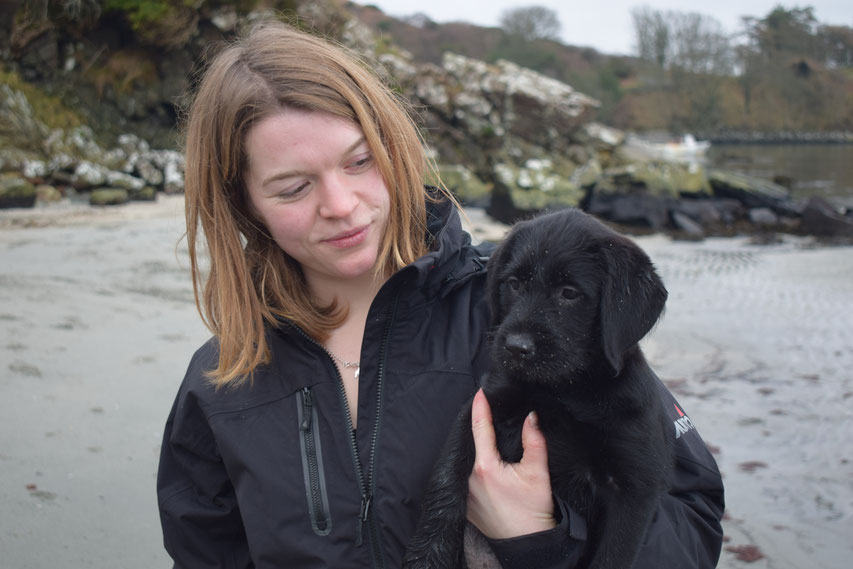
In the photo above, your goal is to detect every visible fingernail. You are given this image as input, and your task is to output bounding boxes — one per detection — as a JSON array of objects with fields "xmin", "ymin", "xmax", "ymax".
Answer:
[{"xmin": 528, "ymin": 411, "xmax": 538, "ymax": 428}]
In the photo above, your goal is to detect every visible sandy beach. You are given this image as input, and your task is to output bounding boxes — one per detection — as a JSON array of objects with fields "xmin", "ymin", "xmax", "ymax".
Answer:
[{"xmin": 1, "ymin": 195, "xmax": 851, "ymax": 568}]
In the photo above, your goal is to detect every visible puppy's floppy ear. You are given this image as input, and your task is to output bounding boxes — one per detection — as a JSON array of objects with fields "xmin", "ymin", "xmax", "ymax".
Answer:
[
  {"xmin": 598, "ymin": 236, "xmax": 667, "ymax": 375},
  {"xmin": 485, "ymin": 232, "xmax": 515, "ymax": 324}
]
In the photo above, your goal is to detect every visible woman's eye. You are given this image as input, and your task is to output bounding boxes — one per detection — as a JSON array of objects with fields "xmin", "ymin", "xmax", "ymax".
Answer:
[
  {"xmin": 277, "ymin": 181, "xmax": 309, "ymax": 199},
  {"xmin": 560, "ymin": 286, "xmax": 581, "ymax": 301},
  {"xmin": 347, "ymin": 153, "xmax": 373, "ymax": 172}
]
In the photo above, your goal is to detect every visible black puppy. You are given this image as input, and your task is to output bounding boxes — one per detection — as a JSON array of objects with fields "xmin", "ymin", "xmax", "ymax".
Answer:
[{"xmin": 403, "ymin": 208, "xmax": 673, "ymax": 569}]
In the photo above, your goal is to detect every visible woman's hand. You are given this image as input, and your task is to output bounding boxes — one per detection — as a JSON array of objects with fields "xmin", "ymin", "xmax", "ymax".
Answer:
[{"xmin": 466, "ymin": 389, "xmax": 556, "ymax": 539}]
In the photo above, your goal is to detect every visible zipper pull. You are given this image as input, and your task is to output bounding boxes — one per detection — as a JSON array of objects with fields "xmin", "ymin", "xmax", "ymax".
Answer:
[
  {"xmin": 355, "ymin": 494, "xmax": 372, "ymax": 546},
  {"xmin": 360, "ymin": 495, "xmax": 372, "ymax": 522},
  {"xmin": 300, "ymin": 387, "xmax": 312, "ymax": 432}
]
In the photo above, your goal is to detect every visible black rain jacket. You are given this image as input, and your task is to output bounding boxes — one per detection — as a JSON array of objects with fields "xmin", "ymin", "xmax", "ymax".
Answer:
[{"xmin": 157, "ymin": 198, "xmax": 725, "ymax": 569}]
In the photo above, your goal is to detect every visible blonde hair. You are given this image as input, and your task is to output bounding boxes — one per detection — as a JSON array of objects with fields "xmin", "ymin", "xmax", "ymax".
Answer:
[{"xmin": 183, "ymin": 20, "xmax": 442, "ymax": 387}]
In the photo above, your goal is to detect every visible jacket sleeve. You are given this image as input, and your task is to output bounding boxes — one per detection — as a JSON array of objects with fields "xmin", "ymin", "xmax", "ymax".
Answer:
[
  {"xmin": 157, "ymin": 355, "xmax": 254, "ymax": 569},
  {"xmin": 485, "ymin": 497, "xmax": 587, "ymax": 569},
  {"xmin": 483, "ymin": 385, "xmax": 725, "ymax": 569},
  {"xmin": 632, "ymin": 382, "xmax": 725, "ymax": 569}
]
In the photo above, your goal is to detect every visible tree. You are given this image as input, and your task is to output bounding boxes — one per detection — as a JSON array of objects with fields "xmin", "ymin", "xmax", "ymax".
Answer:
[
  {"xmin": 668, "ymin": 12, "xmax": 733, "ymax": 75},
  {"xmin": 736, "ymin": 7, "xmax": 829, "ymax": 117},
  {"xmin": 631, "ymin": 7, "xmax": 734, "ymax": 131},
  {"xmin": 499, "ymin": 5, "xmax": 561, "ymax": 42},
  {"xmin": 632, "ymin": 6, "xmax": 732, "ymax": 74},
  {"xmin": 816, "ymin": 24, "xmax": 853, "ymax": 67},
  {"xmin": 402, "ymin": 12, "xmax": 436, "ymax": 30},
  {"xmin": 741, "ymin": 6, "xmax": 819, "ymax": 62},
  {"xmin": 632, "ymin": 6, "xmax": 670, "ymax": 67}
]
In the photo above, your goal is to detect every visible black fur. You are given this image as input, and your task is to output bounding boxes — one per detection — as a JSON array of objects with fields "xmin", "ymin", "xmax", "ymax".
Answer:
[{"xmin": 403, "ymin": 208, "xmax": 674, "ymax": 569}]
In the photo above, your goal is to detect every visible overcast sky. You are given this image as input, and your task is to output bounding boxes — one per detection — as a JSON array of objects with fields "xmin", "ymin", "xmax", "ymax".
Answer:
[{"xmin": 368, "ymin": 1, "xmax": 852, "ymax": 56}]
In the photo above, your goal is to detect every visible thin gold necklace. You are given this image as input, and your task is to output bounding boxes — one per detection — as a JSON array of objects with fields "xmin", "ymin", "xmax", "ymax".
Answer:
[{"xmin": 325, "ymin": 347, "xmax": 360, "ymax": 380}]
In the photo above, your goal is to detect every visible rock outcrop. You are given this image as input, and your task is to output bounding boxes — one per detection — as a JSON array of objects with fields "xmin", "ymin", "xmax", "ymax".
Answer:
[
  {"xmin": 1, "ymin": 1, "xmax": 850, "ymax": 240},
  {"xmin": 0, "ymin": 79, "xmax": 185, "ymax": 207},
  {"xmin": 382, "ymin": 49, "xmax": 604, "ymax": 218}
]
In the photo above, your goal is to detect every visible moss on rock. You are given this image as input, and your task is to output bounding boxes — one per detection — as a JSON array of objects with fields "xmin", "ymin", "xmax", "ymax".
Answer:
[
  {"xmin": 0, "ymin": 68, "xmax": 83, "ymax": 131},
  {"xmin": 36, "ymin": 184, "xmax": 62, "ymax": 202},
  {"xmin": 130, "ymin": 186, "xmax": 157, "ymax": 201},
  {"xmin": 0, "ymin": 174, "xmax": 36, "ymax": 208},
  {"xmin": 90, "ymin": 187, "xmax": 129, "ymax": 206},
  {"xmin": 596, "ymin": 162, "xmax": 711, "ymax": 197},
  {"xmin": 103, "ymin": 1, "xmax": 200, "ymax": 49},
  {"xmin": 431, "ymin": 164, "xmax": 492, "ymax": 206},
  {"xmin": 493, "ymin": 161, "xmax": 585, "ymax": 212}
]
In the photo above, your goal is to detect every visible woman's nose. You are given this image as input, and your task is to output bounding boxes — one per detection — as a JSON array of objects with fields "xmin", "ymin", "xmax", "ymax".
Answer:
[{"xmin": 317, "ymin": 173, "xmax": 358, "ymax": 218}]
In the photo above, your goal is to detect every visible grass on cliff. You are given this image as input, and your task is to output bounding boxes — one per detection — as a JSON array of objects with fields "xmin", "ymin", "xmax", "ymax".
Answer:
[{"xmin": 0, "ymin": 67, "xmax": 83, "ymax": 131}]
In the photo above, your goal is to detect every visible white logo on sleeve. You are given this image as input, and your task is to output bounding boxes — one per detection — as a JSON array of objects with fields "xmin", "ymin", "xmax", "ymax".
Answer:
[{"xmin": 673, "ymin": 404, "xmax": 696, "ymax": 439}]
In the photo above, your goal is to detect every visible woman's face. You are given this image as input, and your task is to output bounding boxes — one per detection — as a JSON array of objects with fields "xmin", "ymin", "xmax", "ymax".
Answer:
[{"xmin": 244, "ymin": 109, "xmax": 391, "ymax": 296}]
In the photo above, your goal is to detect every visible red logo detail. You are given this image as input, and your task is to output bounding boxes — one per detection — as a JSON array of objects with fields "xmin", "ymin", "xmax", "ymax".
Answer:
[{"xmin": 674, "ymin": 404, "xmax": 685, "ymax": 417}]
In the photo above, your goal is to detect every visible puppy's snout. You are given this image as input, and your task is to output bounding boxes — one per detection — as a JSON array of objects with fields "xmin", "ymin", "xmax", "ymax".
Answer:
[{"xmin": 504, "ymin": 332, "xmax": 535, "ymax": 359}]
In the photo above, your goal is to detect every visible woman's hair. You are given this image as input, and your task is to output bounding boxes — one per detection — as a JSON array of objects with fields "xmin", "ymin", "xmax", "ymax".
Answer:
[{"xmin": 183, "ymin": 19, "xmax": 440, "ymax": 387}]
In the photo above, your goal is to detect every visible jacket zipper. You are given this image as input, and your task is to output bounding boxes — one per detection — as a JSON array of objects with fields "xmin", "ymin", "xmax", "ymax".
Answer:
[
  {"xmin": 297, "ymin": 387, "xmax": 332, "ymax": 536},
  {"xmin": 289, "ymin": 292, "xmax": 399, "ymax": 569}
]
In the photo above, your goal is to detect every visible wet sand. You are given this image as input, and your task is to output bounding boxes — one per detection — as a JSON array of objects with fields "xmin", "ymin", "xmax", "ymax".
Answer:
[{"xmin": 1, "ymin": 196, "xmax": 851, "ymax": 568}]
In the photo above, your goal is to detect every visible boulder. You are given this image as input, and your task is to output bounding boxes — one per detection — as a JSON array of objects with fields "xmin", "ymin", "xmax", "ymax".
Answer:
[
  {"xmin": 130, "ymin": 185, "xmax": 157, "ymax": 201},
  {"xmin": 585, "ymin": 192, "xmax": 670, "ymax": 229},
  {"xmin": 800, "ymin": 197, "xmax": 853, "ymax": 238},
  {"xmin": 72, "ymin": 160, "xmax": 108, "ymax": 189},
  {"xmin": 434, "ymin": 164, "xmax": 492, "ymax": 208},
  {"xmin": 160, "ymin": 152, "xmax": 185, "ymax": 194},
  {"xmin": 35, "ymin": 183, "xmax": 62, "ymax": 202},
  {"xmin": 595, "ymin": 162, "xmax": 711, "ymax": 198},
  {"xmin": 44, "ymin": 126, "xmax": 110, "ymax": 165},
  {"xmin": 748, "ymin": 208, "xmax": 779, "ymax": 227},
  {"xmin": 671, "ymin": 210, "xmax": 705, "ymax": 238},
  {"xmin": 105, "ymin": 170, "xmax": 146, "ymax": 192},
  {"xmin": 708, "ymin": 169, "xmax": 794, "ymax": 214},
  {"xmin": 117, "ymin": 133, "xmax": 150, "ymax": 155},
  {"xmin": 90, "ymin": 188, "xmax": 129, "ymax": 206},
  {"xmin": 671, "ymin": 198, "xmax": 742, "ymax": 227},
  {"xmin": 0, "ymin": 174, "xmax": 36, "ymax": 208},
  {"xmin": 485, "ymin": 159, "xmax": 586, "ymax": 223},
  {"xmin": 21, "ymin": 158, "xmax": 47, "ymax": 178},
  {"xmin": 129, "ymin": 156, "xmax": 164, "ymax": 186}
]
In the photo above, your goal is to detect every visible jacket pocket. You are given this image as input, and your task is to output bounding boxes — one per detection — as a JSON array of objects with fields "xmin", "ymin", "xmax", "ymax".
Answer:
[{"xmin": 297, "ymin": 386, "xmax": 332, "ymax": 536}]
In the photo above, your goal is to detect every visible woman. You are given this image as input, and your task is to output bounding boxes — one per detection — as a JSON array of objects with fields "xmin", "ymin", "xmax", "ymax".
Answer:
[{"xmin": 157, "ymin": 20, "xmax": 724, "ymax": 569}]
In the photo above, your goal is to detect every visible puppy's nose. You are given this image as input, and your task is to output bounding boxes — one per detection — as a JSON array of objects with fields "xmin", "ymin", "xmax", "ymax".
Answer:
[{"xmin": 504, "ymin": 332, "xmax": 535, "ymax": 359}]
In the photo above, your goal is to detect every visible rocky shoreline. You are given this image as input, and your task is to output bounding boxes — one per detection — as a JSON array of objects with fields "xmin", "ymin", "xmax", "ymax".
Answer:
[
  {"xmin": 704, "ymin": 130, "xmax": 853, "ymax": 144},
  {"xmin": 2, "ymin": 2, "xmax": 852, "ymax": 242},
  {"xmin": 0, "ymin": 128, "xmax": 184, "ymax": 209}
]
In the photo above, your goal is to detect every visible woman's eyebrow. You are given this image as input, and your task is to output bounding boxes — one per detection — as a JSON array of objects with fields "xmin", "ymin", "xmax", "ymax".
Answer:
[
  {"xmin": 344, "ymin": 135, "xmax": 368, "ymax": 156},
  {"xmin": 260, "ymin": 136, "xmax": 368, "ymax": 188}
]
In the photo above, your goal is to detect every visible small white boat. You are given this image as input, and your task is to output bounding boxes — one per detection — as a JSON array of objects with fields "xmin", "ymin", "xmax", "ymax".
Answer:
[
  {"xmin": 624, "ymin": 133, "xmax": 711, "ymax": 163},
  {"xmin": 658, "ymin": 134, "xmax": 711, "ymax": 160}
]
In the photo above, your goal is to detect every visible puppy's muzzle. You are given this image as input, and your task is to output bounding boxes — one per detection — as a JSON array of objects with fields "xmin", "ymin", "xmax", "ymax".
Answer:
[{"xmin": 503, "ymin": 332, "xmax": 535, "ymax": 360}]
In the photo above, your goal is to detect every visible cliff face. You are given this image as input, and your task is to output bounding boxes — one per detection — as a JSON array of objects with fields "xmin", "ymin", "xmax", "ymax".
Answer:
[
  {"xmin": 2, "ymin": 1, "xmax": 850, "ymax": 238},
  {"xmin": 0, "ymin": 1, "xmax": 612, "ymax": 215}
]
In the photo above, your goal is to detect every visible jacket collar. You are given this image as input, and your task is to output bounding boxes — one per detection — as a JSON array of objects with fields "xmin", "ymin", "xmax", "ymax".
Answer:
[{"xmin": 393, "ymin": 193, "xmax": 490, "ymax": 302}]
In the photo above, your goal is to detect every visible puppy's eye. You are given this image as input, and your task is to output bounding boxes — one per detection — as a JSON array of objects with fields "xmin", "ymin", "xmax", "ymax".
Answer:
[
  {"xmin": 506, "ymin": 277, "xmax": 521, "ymax": 291},
  {"xmin": 560, "ymin": 286, "xmax": 581, "ymax": 301}
]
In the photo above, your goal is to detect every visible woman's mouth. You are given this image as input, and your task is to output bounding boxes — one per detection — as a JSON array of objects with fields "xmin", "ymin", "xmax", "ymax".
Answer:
[{"xmin": 324, "ymin": 225, "xmax": 369, "ymax": 249}]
